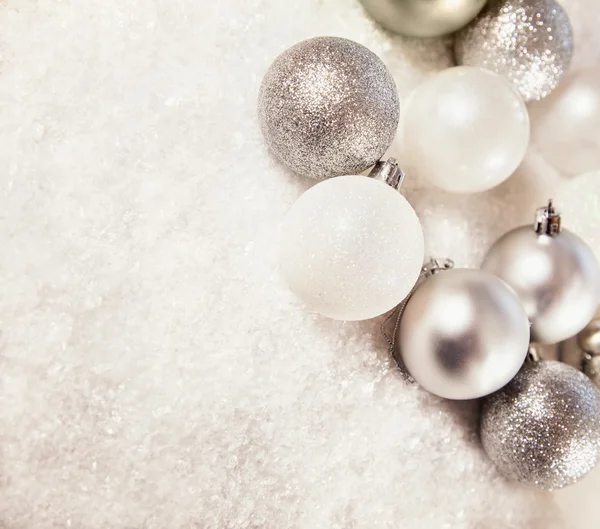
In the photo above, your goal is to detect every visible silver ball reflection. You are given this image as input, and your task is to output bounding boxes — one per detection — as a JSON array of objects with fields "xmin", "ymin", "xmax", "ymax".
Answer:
[
  {"xmin": 397, "ymin": 268, "xmax": 530, "ymax": 400},
  {"xmin": 455, "ymin": 0, "xmax": 574, "ymax": 102},
  {"xmin": 258, "ymin": 37, "xmax": 399, "ymax": 179},
  {"xmin": 481, "ymin": 361, "xmax": 600, "ymax": 490},
  {"xmin": 482, "ymin": 227, "xmax": 600, "ymax": 344},
  {"xmin": 360, "ymin": 0, "xmax": 486, "ymax": 38}
]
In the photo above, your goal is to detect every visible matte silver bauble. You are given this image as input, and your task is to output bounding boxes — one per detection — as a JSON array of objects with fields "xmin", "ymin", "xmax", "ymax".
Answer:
[
  {"xmin": 360, "ymin": 0, "xmax": 487, "ymax": 38},
  {"xmin": 397, "ymin": 268, "xmax": 530, "ymax": 400},
  {"xmin": 482, "ymin": 211, "xmax": 600, "ymax": 344},
  {"xmin": 455, "ymin": 0, "xmax": 574, "ymax": 102},
  {"xmin": 481, "ymin": 360, "xmax": 600, "ymax": 490},
  {"xmin": 258, "ymin": 37, "xmax": 399, "ymax": 179}
]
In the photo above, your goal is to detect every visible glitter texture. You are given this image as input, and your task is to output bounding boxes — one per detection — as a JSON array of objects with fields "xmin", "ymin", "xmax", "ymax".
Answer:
[
  {"xmin": 258, "ymin": 37, "xmax": 399, "ymax": 179},
  {"xmin": 455, "ymin": 0, "xmax": 574, "ymax": 102},
  {"xmin": 481, "ymin": 361, "xmax": 600, "ymax": 490}
]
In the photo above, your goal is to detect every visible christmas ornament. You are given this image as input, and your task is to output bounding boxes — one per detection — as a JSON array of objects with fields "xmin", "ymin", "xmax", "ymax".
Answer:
[
  {"xmin": 577, "ymin": 318, "xmax": 600, "ymax": 388},
  {"xmin": 480, "ymin": 360, "xmax": 600, "ymax": 490},
  {"xmin": 529, "ymin": 67, "xmax": 600, "ymax": 177},
  {"xmin": 280, "ymin": 159, "xmax": 424, "ymax": 321},
  {"xmin": 400, "ymin": 66, "xmax": 529, "ymax": 193},
  {"xmin": 482, "ymin": 201, "xmax": 600, "ymax": 344},
  {"xmin": 397, "ymin": 266, "xmax": 530, "ymax": 400},
  {"xmin": 258, "ymin": 37, "xmax": 399, "ymax": 180},
  {"xmin": 557, "ymin": 171, "xmax": 600, "ymax": 264},
  {"xmin": 359, "ymin": 0, "xmax": 487, "ymax": 38},
  {"xmin": 454, "ymin": 0, "xmax": 574, "ymax": 102}
]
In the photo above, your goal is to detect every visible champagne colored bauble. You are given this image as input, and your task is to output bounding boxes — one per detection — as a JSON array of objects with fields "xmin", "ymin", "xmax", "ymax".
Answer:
[
  {"xmin": 455, "ymin": 0, "xmax": 574, "ymax": 102},
  {"xmin": 529, "ymin": 68, "xmax": 600, "ymax": 177},
  {"xmin": 258, "ymin": 37, "xmax": 399, "ymax": 180},
  {"xmin": 279, "ymin": 175, "xmax": 424, "ymax": 321},
  {"xmin": 360, "ymin": 0, "xmax": 487, "ymax": 38},
  {"xmin": 481, "ymin": 361, "xmax": 600, "ymax": 490},
  {"xmin": 579, "ymin": 319, "xmax": 600, "ymax": 388},
  {"xmin": 397, "ymin": 268, "xmax": 530, "ymax": 400},
  {"xmin": 400, "ymin": 67, "xmax": 529, "ymax": 193},
  {"xmin": 482, "ymin": 226, "xmax": 600, "ymax": 344}
]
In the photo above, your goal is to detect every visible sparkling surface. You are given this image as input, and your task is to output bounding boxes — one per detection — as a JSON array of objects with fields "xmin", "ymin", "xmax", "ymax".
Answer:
[
  {"xmin": 279, "ymin": 175, "xmax": 424, "ymax": 320},
  {"xmin": 481, "ymin": 361, "xmax": 600, "ymax": 490},
  {"xmin": 455, "ymin": 0, "xmax": 574, "ymax": 102},
  {"xmin": 258, "ymin": 37, "xmax": 399, "ymax": 179}
]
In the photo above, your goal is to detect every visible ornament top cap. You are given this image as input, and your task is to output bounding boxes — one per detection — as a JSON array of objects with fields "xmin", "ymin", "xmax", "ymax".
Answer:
[
  {"xmin": 535, "ymin": 199, "xmax": 562, "ymax": 236},
  {"xmin": 368, "ymin": 158, "xmax": 404, "ymax": 190}
]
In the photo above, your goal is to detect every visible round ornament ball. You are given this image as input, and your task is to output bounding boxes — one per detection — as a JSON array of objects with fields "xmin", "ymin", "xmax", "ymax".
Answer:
[
  {"xmin": 455, "ymin": 0, "xmax": 574, "ymax": 102},
  {"xmin": 360, "ymin": 0, "xmax": 487, "ymax": 38},
  {"xmin": 397, "ymin": 268, "xmax": 530, "ymax": 400},
  {"xmin": 400, "ymin": 67, "xmax": 529, "ymax": 193},
  {"xmin": 258, "ymin": 37, "xmax": 399, "ymax": 180},
  {"xmin": 529, "ymin": 68, "xmax": 600, "ymax": 177},
  {"xmin": 280, "ymin": 175, "xmax": 424, "ymax": 321},
  {"xmin": 482, "ymin": 223, "xmax": 600, "ymax": 344},
  {"xmin": 481, "ymin": 360, "xmax": 600, "ymax": 490}
]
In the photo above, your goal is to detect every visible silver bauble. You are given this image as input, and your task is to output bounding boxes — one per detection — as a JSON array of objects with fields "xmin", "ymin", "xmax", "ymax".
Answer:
[
  {"xmin": 482, "ymin": 227, "xmax": 600, "ymax": 345},
  {"xmin": 360, "ymin": 0, "xmax": 487, "ymax": 38},
  {"xmin": 481, "ymin": 360, "xmax": 600, "ymax": 490},
  {"xmin": 455, "ymin": 0, "xmax": 574, "ymax": 102},
  {"xmin": 258, "ymin": 37, "xmax": 399, "ymax": 179},
  {"xmin": 578, "ymin": 319, "xmax": 600, "ymax": 388},
  {"xmin": 397, "ymin": 268, "xmax": 530, "ymax": 400}
]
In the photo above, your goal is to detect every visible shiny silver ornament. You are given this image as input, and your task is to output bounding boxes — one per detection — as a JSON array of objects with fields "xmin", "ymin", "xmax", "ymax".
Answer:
[
  {"xmin": 577, "ymin": 318, "xmax": 600, "ymax": 388},
  {"xmin": 481, "ymin": 360, "xmax": 600, "ymax": 490},
  {"xmin": 258, "ymin": 37, "xmax": 399, "ymax": 179},
  {"xmin": 360, "ymin": 0, "xmax": 487, "ymax": 38},
  {"xmin": 455, "ymin": 0, "xmax": 574, "ymax": 102},
  {"xmin": 397, "ymin": 267, "xmax": 530, "ymax": 400},
  {"xmin": 482, "ymin": 202, "xmax": 600, "ymax": 345}
]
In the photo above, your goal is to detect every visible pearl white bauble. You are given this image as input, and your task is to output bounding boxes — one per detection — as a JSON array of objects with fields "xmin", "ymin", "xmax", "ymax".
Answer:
[
  {"xmin": 529, "ymin": 68, "xmax": 600, "ymax": 177},
  {"xmin": 280, "ymin": 176, "xmax": 424, "ymax": 321},
  {"xmin": 482, "ymin": 227, "xmax": 600, "ymax": 344},
  {"xmin": 359, "ymin": 0, "xmax": 487, "ymax": 38},
  {"xmin": 397, "ymin": 269, "xmax": 530, "ymax": 400},
  {"xmin": 400, "ymin": 67, "xmax": 530, "ymax": 193}
]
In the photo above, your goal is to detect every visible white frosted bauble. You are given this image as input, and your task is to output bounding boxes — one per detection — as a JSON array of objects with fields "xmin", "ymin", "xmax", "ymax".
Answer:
[
  {"xmin": 279, "ymin": 175, "xmax": 424, "ymax": 321},
  {"xmin": 401, "ymin": 67, "xmax": 530, "ymax": 193},
  {"xmin": 529, "ymin": 67, "xmax": 600, "ymax": 177}
]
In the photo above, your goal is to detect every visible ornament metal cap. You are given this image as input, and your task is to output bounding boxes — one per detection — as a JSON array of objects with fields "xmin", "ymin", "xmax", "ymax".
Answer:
[
  {"xmin": 368, "ymin": 158, "xmax": 404, "ymax": 190},
  {"xmin": 535, "ymin": 199, "xmax": 562, "ymax": 236}
]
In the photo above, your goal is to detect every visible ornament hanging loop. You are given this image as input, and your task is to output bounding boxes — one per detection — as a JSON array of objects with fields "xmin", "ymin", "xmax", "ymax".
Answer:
[
  {"xmin": 369, "ymin": 158, "xmax": 405, "ymax": 190},
  {"xmin": 535, "ymin": 199, "xmax": 562, "ymax": 236}
]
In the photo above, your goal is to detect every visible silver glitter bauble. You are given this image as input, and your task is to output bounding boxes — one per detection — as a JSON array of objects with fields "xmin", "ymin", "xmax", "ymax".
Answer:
[
  {"xmin": 481, "ymin": 361, "xmax": 600, "ymax": 490},
  {"xmin": 455, "ymin": 0, "xmax": 574, "ymax": 102},
  {"xmin": 482, "ymin": 205, "xmax": 600, "ymax": 345},
  {"xmin": 360, "ymin": 0, "xmax": 487, "ymax": 38},
  {"xmin": 258, "ymin": 37, "xmax": 399, "ymax": 179},
  {"xmin": 397, "ymin": 268, "xmax": 530, "ymax": 400}
]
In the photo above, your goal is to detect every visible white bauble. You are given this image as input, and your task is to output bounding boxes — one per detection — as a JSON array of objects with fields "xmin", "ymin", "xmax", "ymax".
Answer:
[
  {"xmin": 280, "ymin": 176, "xmax": 424, "ymax": 321},
  {"xmin": 401, "ymin": 67, "xmax": 530, "ymax": 193},
  {"xmin": 529, "ymin": 67, "xmax": 600, "ymax": 177}
]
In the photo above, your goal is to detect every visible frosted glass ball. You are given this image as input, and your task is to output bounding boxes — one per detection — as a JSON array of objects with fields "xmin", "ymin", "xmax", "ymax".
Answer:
[
  {"xmin": 401, "ymin": 67, "xmax": 530, "ymax": 193},
  {"xmin": 280, "ymin": 175, "xmax": 425, "ymax": 321},
  {"xmin": 529, "ymin": 67, "xmax": 600, "ymax": 177}
]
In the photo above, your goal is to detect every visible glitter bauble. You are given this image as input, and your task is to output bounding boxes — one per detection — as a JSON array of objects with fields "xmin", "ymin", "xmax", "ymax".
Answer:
[
  {"xmin": 258, "ymin": 37, "xmax": 399, "ymax": 179},
  {"xmin": 397, "ymin": 268, "xmax": 530, "ymax": 400},
  {"xmin": 455, "ymin": 0, "xmax": 574, "ymax": 102},
  {"xmin": 482, "ymin": 225, "xmax": 600, "ymax": 344},
  {"xmin": 400, "ymin": 67, "xmax": 529, "ymax": 193},
  {"xmin": 360, "ymin": 0, "xmax": 487, "ymax": 38},
  {"xmin": 279, "ymin": 175, "xmax": 424, "ymax": 321},
  {"xmin": 481, "ymin": 361, "xmax": 600, "ymax": 490},
  {"xmin": 529, "ymin": 68, "xmax": 600, "ymax": 177}
]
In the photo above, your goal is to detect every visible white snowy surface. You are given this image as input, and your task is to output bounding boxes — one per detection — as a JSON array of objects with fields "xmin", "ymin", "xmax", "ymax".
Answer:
[{"xmin": 0, "ymin": 0, "xmax": 598, "ymax": 527}]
